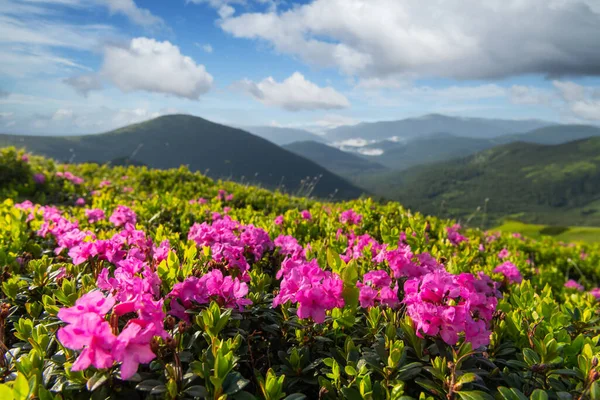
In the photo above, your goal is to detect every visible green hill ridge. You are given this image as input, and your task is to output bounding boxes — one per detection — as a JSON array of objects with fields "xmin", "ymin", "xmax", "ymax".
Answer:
[{"xmin": 0, "ymin": 114, "xmax": 365, "ymax": 199}]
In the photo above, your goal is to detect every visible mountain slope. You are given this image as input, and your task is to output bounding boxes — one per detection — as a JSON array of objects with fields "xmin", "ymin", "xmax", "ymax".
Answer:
[
  {"xmin": 242, "ymin": 126, "xmax": 326, "ymax": 146},
  {"xmin": 283, "ymin": 140, "xmax": 387, "ymax": 178},
  {"xmin": 326, "ymin": 114, "xmax": 553, "ymax": 142},
  {"xmin": 356, "ymin": 133, "xmax": 498, "ymax": 170},
  {"xmin": 0, "ymin": 114, "xmax": 364, "ymax": 199},
  {"xmin": 360, "ymin": 138, "xmax": 600, "ymax": 226},
  {"xmin": 503, "ymin": 124, "xmax": 600, "ymax": 145}
]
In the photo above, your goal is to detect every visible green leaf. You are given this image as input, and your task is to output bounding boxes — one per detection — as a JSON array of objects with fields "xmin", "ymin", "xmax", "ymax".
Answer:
[
  {"xmin": 12, "ymin": 373, "xmax": 30, "ymax": 400},
  {"xmin": 530, "ymin": 389, "xmax": 548, "ymax": 400},
  {"xmin": 456, "ymin": 391, "xmax": 494, "ymax": 400},
  {"xmin": 498, "ymin": 387, "xmax": 528, "ymax": 400},
  {"xmin": 340, "ymin": 387, "xmax": 363, "ymax": 400},
  {"xmin": 136, "ymin": 379, "xmax": 164, "ymax": 392},
  {"xmin": 223, "ymin": 372, "xmax": 250, "ymax": 395},
  {"xmin": 184, "ymin": 386, "xmax": 208, "ymax": 398},
  {"xmin": 591, "ymin": 381, "xmax": 600, "ymax": 400},
  {"xmin": 283, "ymin": 395, "xmax": 307, "ymax": 400},
  {"xmin": 0, "ymin": 385, "xmax": 14, "ymax": 400}
]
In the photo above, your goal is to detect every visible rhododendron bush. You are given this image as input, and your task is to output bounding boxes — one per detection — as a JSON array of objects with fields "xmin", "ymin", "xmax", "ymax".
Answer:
[{"xmin": 0, "ymin": 147, "xmax": 600, "ymax": 400}]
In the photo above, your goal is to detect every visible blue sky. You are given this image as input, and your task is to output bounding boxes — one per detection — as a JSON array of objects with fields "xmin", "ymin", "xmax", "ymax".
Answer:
[{"xmin": 1, "ymin": 0, "xmax": 600, "ymax": 134}]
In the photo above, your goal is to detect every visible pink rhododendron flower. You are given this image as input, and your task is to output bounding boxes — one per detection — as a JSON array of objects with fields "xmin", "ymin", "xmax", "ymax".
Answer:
[
  {"xmin": 85, "ymin": 208, "xmax": 106, "ymax": 223},
  {"xmin": 339, "ymin": 209, "xmax": 362, "ymax": 225},
  {"xmin": 99, "ymin": 180, "xmax": 111, "ymax": 188},
  {"xmin": 33, "ymin": 173, "xmax": 46, "ymax": 184},
  {"xmin": 493, "ymin": 262, "xmax": 523, "ymax": 284},
  {"xmin": 75, "ymin": 197, "xmax": 86, "ymax": 206},
  {"xmin": 498, "ymin": 248, "xmax": 510, "ymax": 259},
  {"xmin": 123, "ymin": 186, "xmax": 134, "ymax": 193},
  {"xmin": 565, "ymin": 280, "xmax": 584, "ymax": 291},
  {"xmin": 109, "ymin": 206, "xmax": 137, "ymax": 227},
  {"xmin": 274, "ymin": 215, "xmax": 284, "ymax": 225},
  {"xmin": 301, "ymin": 210, "xmax": 312, "ymax": 220},
  {"xmin": 590, "ymin": 288, "xmax": 600, "ymax": 300},
  {"xmin": 357, "ymin": 270, "xmax": 399, "ymax": 308},
  {"xmin": 21, "ymin": 154, "xmax": 29, "ymax": 162},
  {"xmin": 446, "ymin": 224, "xmax": 468, "ymax": 246},
  {"xmin": 404, "ymin": 270, "xmax": 499, "ymax": 348}
]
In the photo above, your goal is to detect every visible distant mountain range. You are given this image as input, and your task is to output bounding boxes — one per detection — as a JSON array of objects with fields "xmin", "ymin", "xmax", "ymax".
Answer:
[
  {"xmin": 325, "ymin": 113, "xmax": 553, "ymax": 142},
  {"xmin": 358, "ymin": 137, "xmax": 600, "ymax": 226},
  {"xmin": 353, "ymin": 124, "xmax": 600, "ymax": 170},
  {"xmin": 0, "ymin": 115, "xmax": 364, "ymax": 199},
  {"xmin": 4, "ymin": 113, "xmax": 600, "ymax": 227},
  {"xmin": 242, "ymin": 126, "xmax": 326, "ymax": 146},
  {"xmin": 283, "ymin": 141, "xmax": 387, "ymax": 178}
]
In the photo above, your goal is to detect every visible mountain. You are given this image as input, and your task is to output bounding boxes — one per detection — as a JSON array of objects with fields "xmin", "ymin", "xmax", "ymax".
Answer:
[
  {"xmin": 352, "ymin": 124, "xmax": 600, "ymax": 171},
  {"xmin": 326, "ymin": 113, "xmax": 553, "ymax": 142},
  {"xmin": 0, "ymin": 114, "xmax": 364, "ymax": 199},
  {"xmin": 360, "ymin": 137, "xmax": 600, "ymax": 226},
  {"xmin": 283, "ymin": 140, "xmax": 387, "ymax": 178},
  {"xmin": 502, "ymin": 124, "xmax": 600, "ymax": 145},
  {"xmin": 242, "ymin": 126, "xmax": 327, "ymax": 146},
  {"xmin": 356, "ymin": 133, "xmax": 497, "ymax": 170}
]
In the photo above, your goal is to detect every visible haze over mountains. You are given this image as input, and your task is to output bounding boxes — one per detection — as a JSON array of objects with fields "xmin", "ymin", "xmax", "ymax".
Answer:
[{"xmin": 3, "ymin": 113, "xmax": 600, "ymax": 227}]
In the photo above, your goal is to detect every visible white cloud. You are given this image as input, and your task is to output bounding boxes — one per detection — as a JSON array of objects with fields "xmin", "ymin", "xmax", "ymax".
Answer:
[
  {"xmin": 314, "ymin": 114, "xmax": 358, "ymax": 129},
  {"xmin": 101, "ymin": 37, "xmax": 214, "ymax": 99},
  {"xmin": 52, "ymin": 108, "xmax": 74, "ymax": 120},
  {"xmin": 570, "ymin": 101, "xmax": 600, "ymax": 121},
  {"xmin": 105, "ymin": 0, "xmax": 163, "ymax": 27},
  {"xmin": 63, "ymin": 74, "xmax": 103, "ymax": 96},
  {"xmin": 220, "ymin": 0, "xmax": 600, "ymax": 80},
  {"xmin": 218, "ymin": 5, "xmax": 235, "ymax": 18},
  {"xmin": 196, "ymin": 43, "xmax": 213, "ymax": 53},
  {"xmin": 509, "ymin": 85, "xmax": 553, "ymax": 105},
  {"xmin": 553, "ymin": 80, "xmax": 586, "ymax": 102},
  {"xmin": 234, "ymin": 72, "xmax": 350, "ymax": 111},
  {"xmin": 0, "ymin": 112, "xmax": 14, "ymax": 119}
]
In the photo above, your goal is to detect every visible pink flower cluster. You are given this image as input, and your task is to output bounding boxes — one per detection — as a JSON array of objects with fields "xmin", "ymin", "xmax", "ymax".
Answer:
[
  {"xmin": 109, "ymin": 206, "xmax": 137, "ymax": 228},
  {"xmin": 447, "ymin": 224, "xmax": 468, "ymax": 246},
  {"xmin": 590, "ymin": 288, "xmax": 600, "ymax": 300},
  {"xmin": 168, "ymin": 269, "xmax": 251, "ymax": 321},
  {"xmin": 189, "ymin": 197, "xmax": 208, "ymax": 205},
  {"xmin": 273, "ymin": 258, "xmax": 344, "ymax": 323},
  {"xmin": 564, "ymin": 279, "xmax": 584, "ymax": 291},
  {"xmin": 85, "ymin": 208, "xmax": 106, "ymax": 223},
  {"xmin": 33, "ymin": 173, "xmax": 46, "ymax": 184},
  {"xmin": 339, "ymin": 209, "xmax": 362, "ymax": 225},
  {"xmin": 404, "ymin": 270, "xmax": 500, "ymax": 348},
  {"xmin": 216, "ymin": 189, "xmax": 234, "ymax": 202},
  {"xmin": 493, "ymin": 262, "xmax": 523, "ymax": 284},
  {"xmin": 188, "ymin": 216, "xmax": 273, "ymax": 280},
  {"xmin": 57, "ymin": 291, "xmax": 167, "ymax": 380},
  {"xmin": 19, "ymin": 203, "xmax": 174, "ymax": 379},
  {"xmin": 300, "ymin": 210, "xmax": 312, "ymax": 220},
  {"xmin": 357, "ymin": 270, "xmax": 399, "ymax": 308},
  {"xmin": 498, "ymin": 248, "xmax": 510, "ymax": 259},
  {"xmin": 56, "ymin": 171, "xmax": 84, "ymax": 185}
]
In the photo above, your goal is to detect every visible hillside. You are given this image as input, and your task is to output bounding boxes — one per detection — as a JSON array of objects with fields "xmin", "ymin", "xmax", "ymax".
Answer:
[
  {"xmin": 352, "ymin": 124, "xmax": 600, "ymax": 171},
  {"xmin": 356, "ymin": 133, "xmax": 497, "ymax": 170},
  {"xmin": 0, "ymin": 114, "xmax": 364, "ymax": 199},
  {"xmin": 360, "ymin": 137, "xmax": 600, "ymax": 226},
  {"xmin": 283, "ymin": 140, "xmax": 387, "ymax": 177},
  {"xmin": 242, "ymin": 126, "xmax": 326, "ymax": 146},
  {"xmin": 326, "ymin": 113, "xmax": 553, "ymax": 142},
  {"xmin": 503, "ymin": 124, "xmax": 600, "ymax": 145}
]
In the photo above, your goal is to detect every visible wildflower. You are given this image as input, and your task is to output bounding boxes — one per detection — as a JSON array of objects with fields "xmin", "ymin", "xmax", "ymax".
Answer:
[
  {"xmin": 447, "ymin": 224, "xmax": 468, "ymax": 246},
  {"xmin": 590, "ymin": 288, "xmax": 600, "ymax": 300},
  {"xmin": 357, "ymin": 270, "xmax": 399, "ymax": 309},
  {"xmin": 301, "ymin": 210, "xmax": 312, "ymax": 220},
  {"xmin": 498, "ymin": 248, "xmax": 510, "ymax": 259},
  {"xmin": 339, "ymin": 209, "xmax": 362, "ymax": 225},
  {"xmin": 85, "ymin": 208, "xmax": 106, "ymax": 223},
  {"xmin": 33, "ymin": 173, "xmax": 46, "ymax": 184},
  {"xmin": 564, "ymin": 280, "xmax": 584, "ymax": 291},
  {"xmin": 75, "ymin": 197, "xmax": 86, "ymax": 206},
  {"xmin": 109, "ymin": 206, "xmax": 137, "ymax": 227},
  {"xmin": 493, "ymin": 262, "xmax": 523, "ymax": 284},
  {"xmin": 274, "ymin": 215, "xmax": 284, "ymax": 225}
]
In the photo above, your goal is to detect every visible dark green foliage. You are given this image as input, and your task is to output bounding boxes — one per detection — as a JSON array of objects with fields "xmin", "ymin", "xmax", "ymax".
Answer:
[
  {"xmin": 539, "ymin": 226, "xmax": 569, "ymax": 236},
  {"xmin": 360, "ymin": 137, "xmax": 600, "ymax": 226}
]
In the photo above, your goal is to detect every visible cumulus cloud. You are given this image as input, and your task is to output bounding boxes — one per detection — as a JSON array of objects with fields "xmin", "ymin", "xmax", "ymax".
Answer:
[
  {"xmin": 314, "ymin": 114, "xmax": 359, "ymax": 129},
  {"xmin": 220, "ymin": 0, "xmax": 600, "ymax": 80},
  {"xmin": 63, "ymin": 74, "xmax": 103, "ymax": 96},
  {"xmin": 234, "ymin": 72, "xmax": 350, "ymax": 111},
  {"xmin": 105, "ymin": 0, "xmax": 163, "ymax": 27},
  {"xmin": 509, "ymin": 85, "xmax": 553, "ymax": 105},
  {"xmin": 101, "ymin": 37, "xmax": 213, "ymax": 99},
  {"xmin": 195, "ymin": 43, "xmax": 213, "ymax": 53},
  {"xmin": 554, "ymin": 81, "xmax": 600, "ymax": 121}
]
